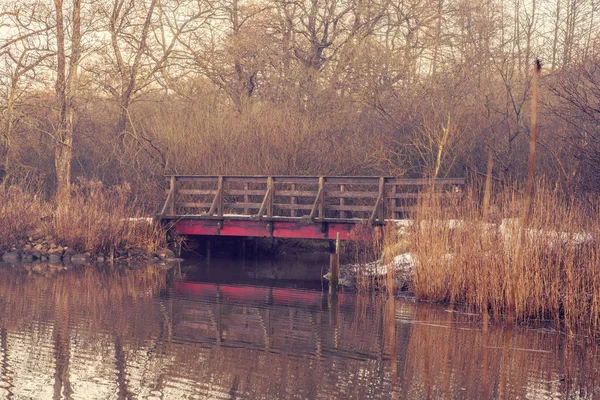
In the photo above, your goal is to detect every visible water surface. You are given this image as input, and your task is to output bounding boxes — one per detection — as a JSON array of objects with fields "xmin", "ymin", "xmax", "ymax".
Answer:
[{"xmin": 0, "ymin": 256, "xmax": 598, "ymax": 399}]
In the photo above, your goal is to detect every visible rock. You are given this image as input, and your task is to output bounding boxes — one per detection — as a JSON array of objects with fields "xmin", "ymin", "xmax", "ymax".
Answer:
[
  {"xmin": 62, "ymin": 255, "xmax": 71, "ymax": 264},
  {"xmin": 71, "ymin": 254, "xmax": 89, "ymax": 264},
  {"xmin": 34, "ymin": 244, "xmax": 43, "ymax": 251},
  {"xmin": 41, "ymin": 256, "xmax": 48, "ymax": 261},
  {"xmin": 31, "ymin": 251, "xmax": 42, "ymax": 260},
  {"xmin": 48, "ymin": 247, "xmax": 63, "ymax": 255},
  {"xmin": 49, "ymin": 254, "xmax": 62, "ymax": 264},
  {"xmin": 23, "ymin": 254, "xmax": 34, "ymax": 262},
  {"xmin": 24, "ymin": 244, "xmax": 32, "ymax": 251},
  {"xmin": 158, "ymin": 249, "xmax": 176, "ymax": 259},
  {"xmin": 2, "ymin": 251, "xmax": 20, "ymax": 262},
  {"xmin": 32, "ymin": 264, "xmax": 43, "ymax": 273}
]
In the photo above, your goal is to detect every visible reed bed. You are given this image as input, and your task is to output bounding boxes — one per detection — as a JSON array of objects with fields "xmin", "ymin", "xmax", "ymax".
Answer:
[
  {"xmin": 0, "ymin": 180, "xmax": 166, "ymax": 254},
  {"xmin": 0, "ymin": 184, "xmax": 52, "ymax": 248},
  {"xmin": 410, "ymin": 182, "xmax": 600, "ymax": 335}
]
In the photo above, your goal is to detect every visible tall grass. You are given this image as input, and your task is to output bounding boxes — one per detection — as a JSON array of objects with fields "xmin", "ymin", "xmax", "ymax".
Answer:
[
  {"xmin": 0, "ymin": 184, "xmax": 52, "ymax": 249},
  {"xmin": 410, "ymin": 181, "xmax": 600, "ymax": 335},
  {"xmin": 0, "ymin": 180, "xmax": 166, "ymax": 254},
  {"xmin": 53, "ymin": 179, "xmax": 165, "ymax": 254}
]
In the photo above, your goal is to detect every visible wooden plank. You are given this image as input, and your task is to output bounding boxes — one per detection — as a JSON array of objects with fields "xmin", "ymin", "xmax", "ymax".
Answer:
[
  {"xmin": 393, "ymin": 184, "xmax": 399, "ymax": 219},
  {"xmin": 391, "ymin": 206, "xmax": 411, "ymax": 212},
  {"xmin": 273, "ymin": 203, "xmax": 313, "ymax": 210},
  {"xmin": 167, "ymin": 176, "xmax": 220, "ymax": 182},
  {"xmin": 370, "ymin": 177, "xmax": 385, "ymax": 222},
  {"xmin": 384, "ymin": 192, "xmax": 463, "ymax": 199},
  {"xmin": 174, "ymin": 219, "xmax": 357, "ymax": 240},
  {"xmin": 222, "ymin": 176, "xmax": 270, "ymax": 183},
  {"xmin": 243, "ymin": 183, "xmax": 249, "ymax": 215},
  {"xmin": 267, "ymin": 177, "xmax": 274, "ymax": 218},
  {"xmin": 273, "ymin": 190, "xmax": 318, "ymax": 197},
  {"xmin": 325, "ymin": 177, "xmax": 381, "ymax": 185},
  {"xmin": 160, "ymin": 176, "xmax": 176, "ymax": 217},
  {"xmin": 180, "ymin": 202, "xmax": 212, "ymax": 209},
  {"xmin": 339, "ymin": 184, "xmax": 346, "ymax": 219},
  {"xmin": 176, "ymin": 189, "xmax": 217, "ymax": 195},
  {"xmin": 386, "ymin": 178, "xmax": 465, "ymax": 186},
  {"xmin": 218, "ymin": 176, "xmax": 224, "ymax": 216},
  {"xmin": 327, "ymin": 205, "xmax": 375, "ymax": 212},
  {"xmin": 308, "ymin": 178, "xmax": 324, "ymax": 220},
  {"xmin": 168, "ymin": 176, "xmax": 176, "ymax": 216},
  {"xmin": 256, "ymin": 178, "xmax": 273, "ymax": 218},
  {"xmin": 326, "ymin": 191, "xmax": 379, "ymax": 198},
  {"xmin": 290, "ymin": 183, "xmax": 296, "ymax": 218},
  {"xmin": 208, "ymin": 176, "xmax": 223, "ymax": 216},
  {"xmin": 230, "ymin": 203, "xmax": 263, "ymax": 209},
  {"xmin": 272, "ymin": 177, "xmax": 319, "ymax": 184},
  {"xmin": 318, "ymin": 177, "xmax": 325, "ymax": 219},
  {"xmin": 228, "ymin": 189, "xmax": 266, "ymax": 196}
]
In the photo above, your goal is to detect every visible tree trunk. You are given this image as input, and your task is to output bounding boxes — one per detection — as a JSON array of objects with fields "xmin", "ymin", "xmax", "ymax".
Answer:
[{"xmin": 53, "ymin": 0, "xmax": 81, "ymax": 200}]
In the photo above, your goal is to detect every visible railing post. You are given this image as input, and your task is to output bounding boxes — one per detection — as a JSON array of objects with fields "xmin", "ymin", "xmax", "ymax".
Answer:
[
  {"xmin": 380, "ymin": 177, "xmax": 385, "ymax": 221},
  {"xmin": 208, "ymin": 176, "xmax": 223, "ymax": 216},
  {"xmin": 267, "ymin": 177, "xmax": 274, "ymax": 218},
  {"xmin": 393, "ymin": 183, "xmax": 398, "ymax": 219},
  {"xmin": 168, "ymin": 176, "xmax": 176, "ymax": 216},
  {"xmin": 371, "ymin": 177, "xmax": 385, "ymax": 223},
  {"xmin": 339, "ymin": 184, "xmax": 346, "ymax": 219},
  {"xmin": 290, "ymin": 183, "xmax": 296, "ymax": 218},
  {"xmin": 218, "ymin": 176, "xmax": 224, "ymax": 217},
  {"xmin": 244, "ymin": 182, "xmax": 249, "ymax": 216},
  {"xmin": 318, "ymin": 177, "xmax": 324, "ymax": 220}
]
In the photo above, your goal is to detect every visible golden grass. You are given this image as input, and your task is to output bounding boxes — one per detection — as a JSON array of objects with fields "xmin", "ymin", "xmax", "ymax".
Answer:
[
  {"xmin": 0, "ymin": 180, "xmax": 166, "ymax": 254},
  {"xmin": 0, "ymin": 184, "xmax": 52, "ymax": 249},
  {"xmin": 409, "ymin": 182, "xmax": 600, "ymax": 335}
]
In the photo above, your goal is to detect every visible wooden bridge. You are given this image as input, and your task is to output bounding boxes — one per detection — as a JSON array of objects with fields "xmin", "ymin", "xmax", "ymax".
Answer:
[{"xmin": 159, "ymin": 176, "xmax": 464, "ymax": 240}]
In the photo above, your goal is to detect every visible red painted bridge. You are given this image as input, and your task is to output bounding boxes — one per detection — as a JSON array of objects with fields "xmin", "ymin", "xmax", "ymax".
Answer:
[{"xmin": 158, "ymin": 176, "xmax": 464, "ymax": 240}]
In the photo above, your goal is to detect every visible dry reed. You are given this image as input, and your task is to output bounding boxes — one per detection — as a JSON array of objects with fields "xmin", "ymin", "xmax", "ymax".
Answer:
[
  {"xmin": 0, "ymin": 180, "xmax": 166, "ymax": 254},
  {"xmin": 410, "ymin": 181, "xmax": 600, "ymax": 335},
  {"xmin": 53, "ymin": 179, "xmax": 166, "ymax": 254},
  {"xmin": 0, "ymin": 184, "xmax": 52, "ymax": 249}
]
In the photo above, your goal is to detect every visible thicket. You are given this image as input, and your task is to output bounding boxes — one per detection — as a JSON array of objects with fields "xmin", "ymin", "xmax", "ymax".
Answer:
[{"xmin": 1, "ymin": 0, "xmax": 600, "ymax": 203}]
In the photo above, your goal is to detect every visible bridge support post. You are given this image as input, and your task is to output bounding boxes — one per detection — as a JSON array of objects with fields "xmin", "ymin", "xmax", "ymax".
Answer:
[{"xmin": 329, "ymin": 232, "xmax": 340, "ymax": 293}]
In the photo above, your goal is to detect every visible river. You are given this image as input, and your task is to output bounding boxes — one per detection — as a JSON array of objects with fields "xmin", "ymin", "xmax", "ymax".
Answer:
[{"xmin": 0, "ymin": 251, "xmax": 598, "ymax": 399}]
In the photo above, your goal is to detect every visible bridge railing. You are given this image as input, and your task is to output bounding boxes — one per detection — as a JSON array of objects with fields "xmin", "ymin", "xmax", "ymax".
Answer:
[{"xmin": 159, "ymin": 176, "xmax": 464, "ymax": 222}]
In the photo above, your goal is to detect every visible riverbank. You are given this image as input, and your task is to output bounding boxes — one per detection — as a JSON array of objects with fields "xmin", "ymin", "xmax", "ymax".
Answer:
[
  {"xmin": 334, "ymin": 183, "xmax": 600, "ymax": 337},
  {"xmin": 0, "ymin": 181, "xmax": 171, "ymax": 264}
]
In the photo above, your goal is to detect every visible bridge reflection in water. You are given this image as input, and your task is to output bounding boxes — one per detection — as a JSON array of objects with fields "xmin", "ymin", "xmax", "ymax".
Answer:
[{"xmin": 0, "ymin": 263, "xmax": 597, "ymax": 399}]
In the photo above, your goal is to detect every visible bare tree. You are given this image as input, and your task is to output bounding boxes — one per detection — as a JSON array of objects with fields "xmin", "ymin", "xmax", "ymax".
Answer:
[
  {"xmin": 0, "ymin": 3, "xmax": 54, "ymax": 185},
  {"xmin": 53, "ymin": 0, "xmax": 82, "ymax": 200}
]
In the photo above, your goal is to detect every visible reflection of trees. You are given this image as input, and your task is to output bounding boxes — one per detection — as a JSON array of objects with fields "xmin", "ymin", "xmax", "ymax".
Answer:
[{"xmin": 0, "ymin": 266, "xmax": 598, "ymax": 398}]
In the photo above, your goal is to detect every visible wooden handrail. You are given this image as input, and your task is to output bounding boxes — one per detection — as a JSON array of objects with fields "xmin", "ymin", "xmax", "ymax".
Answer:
[{"xmin": 159, "ymin": 175, "xmax": 465, "ymax": 222}]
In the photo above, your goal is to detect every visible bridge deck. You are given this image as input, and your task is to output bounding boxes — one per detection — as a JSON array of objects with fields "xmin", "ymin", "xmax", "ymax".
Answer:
[{"xmin": 158, "ymin": 176, "xmax": 464, "ymax": 240}]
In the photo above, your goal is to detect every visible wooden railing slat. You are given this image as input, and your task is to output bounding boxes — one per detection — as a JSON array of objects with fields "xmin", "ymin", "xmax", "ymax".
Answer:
[
  {"xmin": 273, "ymin": 203, "xmax": 314, "ymax": 210},
  {"xmin": 177, "ymin": 189, "xmax": 217, "ymax": 195},
  {"xmin": 180, "ymin": 202, "xmax": 213, "ymax": 208},
  {"xmin": 159, "ymin": 175, "xmax": 465, "ymax": 221}
]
